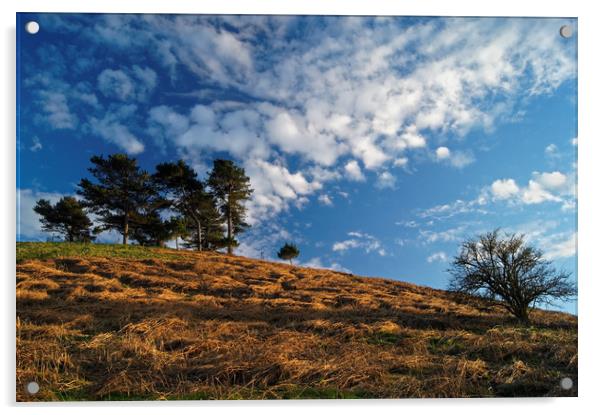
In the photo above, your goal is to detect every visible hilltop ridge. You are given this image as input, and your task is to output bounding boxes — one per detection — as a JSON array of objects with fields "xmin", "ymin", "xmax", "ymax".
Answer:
[{"xmin": 16, "ymin": 242, "xmax": 577, "ymax": 400}]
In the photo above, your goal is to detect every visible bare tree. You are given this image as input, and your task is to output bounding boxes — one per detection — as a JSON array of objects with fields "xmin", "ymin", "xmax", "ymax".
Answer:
[{"xmin": 448, "ymin": 229, "xmax": 576, "ymax": 323}]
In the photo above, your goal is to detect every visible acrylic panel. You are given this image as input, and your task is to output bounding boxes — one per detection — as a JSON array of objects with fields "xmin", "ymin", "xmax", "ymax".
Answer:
[{"xmin": 16, "ymin": 13, "xmax": 577, "ymax": 401}]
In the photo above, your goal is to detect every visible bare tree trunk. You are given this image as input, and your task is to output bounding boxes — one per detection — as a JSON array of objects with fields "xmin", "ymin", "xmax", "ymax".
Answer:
[
  {"xmin": 512, "ymin": 304, "xmax": 530, "ymax": 324},
  {"xmin": 175, "ymin": 237, "xmax": 179, "ymax": 251}
]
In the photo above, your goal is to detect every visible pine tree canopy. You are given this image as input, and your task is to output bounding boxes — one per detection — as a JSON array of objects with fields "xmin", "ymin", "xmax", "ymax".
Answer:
[
  {"xmin": 33, "ymin": 196, "xmax": 94, "ymax": 242},
  {"xmin": 277, "ymin": 243, "xmax": 300, "ymax": 264},
  {"xmin": 154, "ymin": 160, "xmax": 224, "ymax": 251},
  {"xmin": 77, "ymin": 154, "xmax": 159, "ymax": 244},
  {"xmin": 207, "ymin": 159, "xmax": 253, "ymax": 254}
]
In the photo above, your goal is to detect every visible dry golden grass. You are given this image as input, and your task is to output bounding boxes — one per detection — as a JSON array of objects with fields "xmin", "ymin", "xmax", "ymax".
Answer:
[{"xmin": 16, "ymin": 243, "xmax": 577, "ymax": 400}]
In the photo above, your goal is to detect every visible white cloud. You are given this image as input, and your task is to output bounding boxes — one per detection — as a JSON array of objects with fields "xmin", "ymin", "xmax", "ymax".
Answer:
[
  {"xmin": 29, "ymin": 137, "xmax": 43, "ymax": 152},
  {"xmin": 420, "ymin": 226, "xmax": 466, "ymax": 244},
  {"xmin": 427, "ymin": 251, "xmax": 449, "ymax": 263},
  {"xmin": 333, "ymin": 231, "xmax": 386, "ymax": 256},
  {"xmin": 303, "ymin": 257, "xmax": 351, "ymax": 273},
  {"xmin": 399, "ymin": 125, "xmax": 427, "ymax": 148},
  {"xmin": 542, "ymin": 232, "xmax": 577, "ymax": 260},
  {"xmin": 418, "ymin": 198, "xmax": 488, "ymax": 220},
  {"xmin": 571, "ymin": 137, "xmax": 578, "ymax": 146},
  {"xmin": 489, "ymin": 171, "xmax": 573, "ymax": 206},
  {"xmin": 491, "ymin": 178, "xmax": 520, "ymax": 200},
  {"xmin": 344, "ymin": 160, "xmax": 365, "ymax": 181},
  {"xmin": 38, "ymin": 91, "xmax": 78, "ymax": 129},
  {"xmin": 332, "ymin": 239, "xmax": 361, "ymax": 252},
  {"xmin": 154, "ymin": 104, "xmax": 270, "ymax": 161},
  {"xmin": 396, "ymin": 220, "xmax": 419, "ymax": 228},
  {"xmin": 545, "ymin": 143, "xmax": 559, "ymax": 158},
  {"xmin": 308, "ymin": 165, "xmax": 341, "ymax": 183},
  {"xmin": 351, "ymin": 136, "xmax": 390, "ymax": 170},
  {"xmin": 436, "ymin": 146, "xmax": 450, "ymax": 160},
  {"xmin": 393, "ymin": 157, "xmax": 409, "ymax": 168},
  {"xmin": 509, "ymin": 221, "xmax": 576, "ymax": 261},
  {"xmin": 521, "ymin": 180, "xmax": 561, "ymax": 204},
  {"xmin": 375, "ymin": 171, "xmax": 396, "ymax": 189},
  {"xmin": 97, "ymin": 65, "xmax": 157, "ymax": 102},
  {"xmin": 243, "ymin": 159, "xmax": 322, "ymax": 224},
  {"xmin": 248, "ymin": 160, "xmax": 321, "ymax": 200},
  {"xmin": 97, "ymin": 69, "xmax": 134, "ymax": 101},
  {"xmin": 89, "ymin": 115, "xmax": 145, "ymax": 154},
  {"xmin": 264, "ymin": 111, "xmax": 342, "ymax": 166},
  {"xmin": 155, "ymin": 15, "xmax": 255, "ymax": 85},
  {"xmin": 147, "ymin": 105, "xmax": 190, "ymax": 150},
  {"xmin": 448, "ymin": 150, "xmax": 475, "ymax": 168},
  {"xmin": 535, "ymin": 171, "xmax": 567, "ymax": 190},
  {"xmin": 131, "ymin": 65, "xmax": 158, "ymax": 97},
  {"xmin": 318, "ymin": 194, "xmax": 333, "ymax": 206},
  {"xmin": 521, "ymin": 171, "xmax": 569, "ymax": 204},
  {"xmin": 435, "ymin": 146, "xmax": 474, "ymax": 168},
  {"xmin": 235, "ymin": 222, "xmax": 294, "ymax": 260},
  {"xmin": 562, "ymin": 199, "xmax": 576, "ymax": 211}
]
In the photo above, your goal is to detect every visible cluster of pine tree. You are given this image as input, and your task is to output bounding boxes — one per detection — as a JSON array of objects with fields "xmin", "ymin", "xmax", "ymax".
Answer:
[{"xmin": 33, "ymin": 154, "xmax": 253, "ymax": 254}]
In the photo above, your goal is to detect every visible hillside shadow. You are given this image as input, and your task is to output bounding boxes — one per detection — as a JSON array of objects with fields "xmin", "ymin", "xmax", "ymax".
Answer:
[{"xmin": 17, "ymin": 295, "xmax": 576, "ymax": 335}]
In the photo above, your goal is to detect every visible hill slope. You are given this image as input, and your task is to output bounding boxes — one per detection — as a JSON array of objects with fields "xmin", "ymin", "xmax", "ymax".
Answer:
[{"xmin": 16, "ymin": 242, "xmax": 577, "ymax": 400}]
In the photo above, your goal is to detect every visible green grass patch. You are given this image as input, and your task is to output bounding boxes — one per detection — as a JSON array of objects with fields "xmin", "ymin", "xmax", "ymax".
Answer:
[
  {"xmin": 366, "ymin": 332, "xmax": 402, "ymax": 345},
  {"xmin": 52, "ymin": 388, "xmax": 91, "ymax": 401},
  {"xmin": 17, "ymin": 242, "xmax": 185, "ymax": 263},
  {"xmin": 427, "ymin": 336, "xmax": 466, "ymax": 355},
  {"xmin": 53, "ymin": 389, "xmax": 161, "ymax": 401}
]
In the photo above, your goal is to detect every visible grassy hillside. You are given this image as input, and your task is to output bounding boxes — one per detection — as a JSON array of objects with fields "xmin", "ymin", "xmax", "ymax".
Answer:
[{"xmin": 16, "ymin": 242, "xmax": 577, "ymax": 400}]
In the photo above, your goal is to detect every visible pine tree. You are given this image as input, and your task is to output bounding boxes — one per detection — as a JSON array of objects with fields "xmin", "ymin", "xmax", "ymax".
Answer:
[
  {"xmin": 129, "ymin": 209, "xmax": 175, "ymax": 247},
  {"xmin": 77, "ymin": 154, "xmax": 158, "ymax": 245},
  {"xmin": 182, "ymin": 200, "xmax": 225, "ymax": 251},
  {"xmin": 33, "ymin": 196, "xmax": 94, "ymax": 242},
  {"xmin": 277, "ymin": 243, "xmax": 300, "ymax": 265},
  {"xmin": 129, "ymin": 192, "xmax": 172, "ymax": 247},
  {"xmin": 166, "ymin": 216, "xmax": 189, "ymax": 251},
  {"xmin": 154, "ymin": 160, "xmax": 224, "ymax": 251},
  {"xmin": 207, "ymin": 159, "xmax": 253, "ymax": 254}
]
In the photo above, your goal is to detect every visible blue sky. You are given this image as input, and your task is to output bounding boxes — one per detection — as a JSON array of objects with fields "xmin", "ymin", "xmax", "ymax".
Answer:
[{"xmin": 16, "ymin": 14, "xmax": 577, "ymax": 312}]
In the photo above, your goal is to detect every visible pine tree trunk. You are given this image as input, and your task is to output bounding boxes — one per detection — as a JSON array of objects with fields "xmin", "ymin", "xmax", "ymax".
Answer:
[
  {"xmin": 227, "ymin": 196, "xmax": 233, "ymax": 255},
  {"xmin": 123, "ymin": 215, "xmax": 129, "ymax": 245},
  {"xmin": 196, "ymin": 220, "xmax": 202, "ymax": 252}
]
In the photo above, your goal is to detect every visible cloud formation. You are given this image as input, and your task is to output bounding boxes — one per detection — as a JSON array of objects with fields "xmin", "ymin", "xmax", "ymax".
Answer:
[
  {"xmin": 332, "ymin": 231, "xmax": 386, "ymax": 256},
  {"xmin": 427, "ymin": 251, "xmax": 449, "ymax": 263},
  {"xmin": 491, "ymin": 179, "xmax": 520, "ymax": 200},
  {"xmin": 25, "ymin": 15, "xmax": 577, "ymax": 219},
  {"xmin": 490, "ymin": 171, "xmax": 573, "ymax": 205},
  {"xmin": 20, "ymin": 15, "xmax": 578, "ymax": 274}
]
